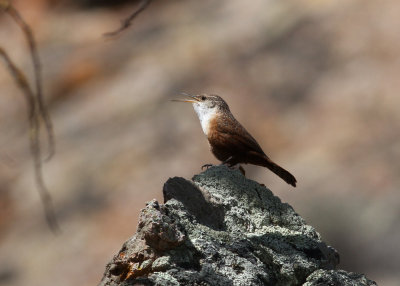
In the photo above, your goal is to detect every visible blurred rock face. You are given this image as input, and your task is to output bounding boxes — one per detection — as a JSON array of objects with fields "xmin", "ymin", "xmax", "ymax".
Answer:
[{"xmin": 0, "ymin": 0, "xmax": 399, "ymax": 286}]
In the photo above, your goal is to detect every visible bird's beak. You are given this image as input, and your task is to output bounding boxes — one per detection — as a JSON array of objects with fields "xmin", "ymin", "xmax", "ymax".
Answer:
[{"xmin": 171, "ymin": 92, "xmax": 199, "ymax": 103}]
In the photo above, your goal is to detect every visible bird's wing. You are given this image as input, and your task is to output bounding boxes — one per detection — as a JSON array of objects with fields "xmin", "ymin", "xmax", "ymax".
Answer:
[{"xmin": 210, "ymin": 115, "xmax": 267, "ymax": 157}]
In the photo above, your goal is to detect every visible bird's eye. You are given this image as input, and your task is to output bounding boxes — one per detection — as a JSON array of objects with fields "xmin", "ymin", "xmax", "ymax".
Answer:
[{"xmin": 201, "ymin": 96, "xmax": 206, "ymax": 101}]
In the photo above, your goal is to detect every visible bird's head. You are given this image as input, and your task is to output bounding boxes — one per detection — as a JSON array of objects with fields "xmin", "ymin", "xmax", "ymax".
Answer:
[{"xmin": 172, "ymin": 93, "xmax": 230, "ymax": 115}]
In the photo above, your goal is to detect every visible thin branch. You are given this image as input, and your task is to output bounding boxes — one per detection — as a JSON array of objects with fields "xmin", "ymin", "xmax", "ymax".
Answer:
[
  {"xmin": 0, "ymin": 47, "xmax": 60, "ymax": 233},
  {"xmin": 103, "ymin": 0, "xmax": 152, "ymax": 38},
  {"xmin": 4, "ymin": 3, "xmax": 55, "ymax": 161},
  {"xmin": 0, "ymin": 2, "xmax": 60, "ymax": 234}
]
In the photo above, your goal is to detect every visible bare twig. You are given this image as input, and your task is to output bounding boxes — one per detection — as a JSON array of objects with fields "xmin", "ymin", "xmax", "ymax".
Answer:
[
  {"xmin": 103, "ymin": 0, "xmax": 152, "ymax": 38},
  {"xmin": 0, "ymin": 48, "xmax": 60, "ymax": 233},
  {"xmin": 0, "ymin": 2, "xmax": 60, "ymax": 233},
  {"xmin": 4, "ymin": 3, "xmax": 55, "ymax": 161}
]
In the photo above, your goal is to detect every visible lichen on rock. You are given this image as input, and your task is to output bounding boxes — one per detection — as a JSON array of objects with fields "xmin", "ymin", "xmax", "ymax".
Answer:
[{"xmin": 99, "ymin": 166, "xmax": 376, "ymax": 286}]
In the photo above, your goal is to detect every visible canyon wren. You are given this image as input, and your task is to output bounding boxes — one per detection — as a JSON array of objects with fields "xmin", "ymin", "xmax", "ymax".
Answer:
[{"xmin": 173, "ymin": 94, "xmax": 297, "ymax": 187}]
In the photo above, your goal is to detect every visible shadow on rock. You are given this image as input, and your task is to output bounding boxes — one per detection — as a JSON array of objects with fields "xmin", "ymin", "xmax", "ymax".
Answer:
[{"xmin": 163, "ymin": 176, "xmax": 225, "ymax": 231}]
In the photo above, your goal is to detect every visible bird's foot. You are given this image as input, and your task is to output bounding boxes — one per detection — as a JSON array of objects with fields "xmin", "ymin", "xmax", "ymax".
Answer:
[{"xmin": 201, "ymin": 163, "xmax": 214, "ymax": 170}]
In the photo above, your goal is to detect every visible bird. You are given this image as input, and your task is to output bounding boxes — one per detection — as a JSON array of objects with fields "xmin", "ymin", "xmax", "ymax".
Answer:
[{"xmin": 172, "ymin": 93, "xmax": 297, "ymax": 187}]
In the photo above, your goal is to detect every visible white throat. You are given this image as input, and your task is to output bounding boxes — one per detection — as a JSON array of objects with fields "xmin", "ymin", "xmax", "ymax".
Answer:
[{"xmin": 192, "ymin": 103, "xmax": 217, "ymax": 136}]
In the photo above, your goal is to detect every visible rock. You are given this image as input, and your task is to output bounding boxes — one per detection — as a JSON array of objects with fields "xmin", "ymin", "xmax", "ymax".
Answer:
[
  {"xmin": 304, "ymin": 269, "xmax": 377, "ymax": 286},
  {"xmin": 98, "ymin": 166, "xmax": 376, "ymax": 286}
]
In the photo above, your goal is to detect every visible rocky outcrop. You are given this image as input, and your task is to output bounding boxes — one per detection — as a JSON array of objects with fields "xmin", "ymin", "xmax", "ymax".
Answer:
[{"xmin": 99, "ymin": 166, "xmax": 376, "ymax": 286}]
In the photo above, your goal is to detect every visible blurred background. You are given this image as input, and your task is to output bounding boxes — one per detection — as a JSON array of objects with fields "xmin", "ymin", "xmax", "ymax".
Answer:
[{"xmin": 0, "ymin": 0, "xmax": 399, "ymax": 285}]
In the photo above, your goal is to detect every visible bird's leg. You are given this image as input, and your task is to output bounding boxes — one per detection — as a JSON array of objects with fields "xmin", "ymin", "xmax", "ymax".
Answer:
[
  {"xmin": 220, "ymin": 156, "xmax": 246, "ymax": 175},
  {"xmin": 238, "ymin": 165, "xmax": 246, "ymax": 176},
  {"xmin": 221, "ymin": 156, "xmax": 235, "ymax": 167},
  {"xmin": 201, "ymin": 163, "xmax": 214, "ymax": 170}
]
